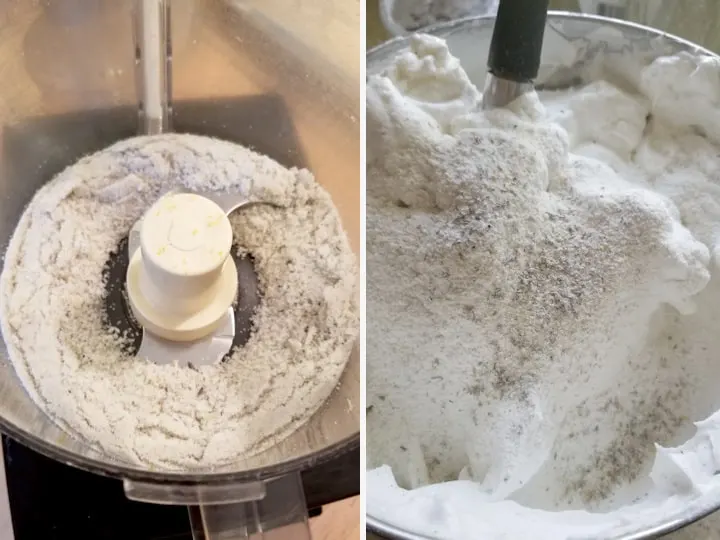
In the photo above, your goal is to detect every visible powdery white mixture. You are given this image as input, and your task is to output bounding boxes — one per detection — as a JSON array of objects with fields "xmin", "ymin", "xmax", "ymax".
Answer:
[
  {"xmin": 367, "ymin": 34, "xmax": 720, "ymax": 538},
  {"xmin": 0, "ymin": 133, "xmax": 358, "ymax": 469},
  {"xmin": 388, "ymin": 0, "xmax": 498, "ymax": 32}
]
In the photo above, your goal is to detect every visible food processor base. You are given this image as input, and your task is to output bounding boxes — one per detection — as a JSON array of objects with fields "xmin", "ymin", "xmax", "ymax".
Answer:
[{"xmin": 2, "ymin": 435, "xmax": 359, "ymax": 540}]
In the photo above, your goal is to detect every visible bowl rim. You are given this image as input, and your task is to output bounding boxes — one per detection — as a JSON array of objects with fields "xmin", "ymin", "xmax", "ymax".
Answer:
[
  {"xmin": 366, "ymin": 10, "xmax": 720, "ymax": 540},
  {"xmin": 369, "ymin": 10, "xmax": 715, "ymax": 63},
  {"xmin": 0, "ymin": 400, "xmax": 360, "ymax": 485}
]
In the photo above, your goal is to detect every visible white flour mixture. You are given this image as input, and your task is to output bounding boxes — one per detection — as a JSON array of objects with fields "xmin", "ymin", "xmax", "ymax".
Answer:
[
  {"xmin": 0, "ymin": 133, "xmax": 358, "ymax": 469},
  {"xmin": 368, "ymin": 34, "xmax": 720, "ymax": 538}
]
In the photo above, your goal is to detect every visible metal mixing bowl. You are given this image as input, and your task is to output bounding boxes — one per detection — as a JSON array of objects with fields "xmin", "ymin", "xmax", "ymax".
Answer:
[
  {"xmin": 367, "ymin": 12, "xmax": 720, "ymax": 540},
  {"xmin": 0, "ymin": 0, "xmax": 359, "ymax": 536}
]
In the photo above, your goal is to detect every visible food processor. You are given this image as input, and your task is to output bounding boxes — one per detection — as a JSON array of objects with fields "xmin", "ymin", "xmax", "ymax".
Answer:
[
  {"xmin": 0, "ymin": 0, "xmax": 359, "ymax": 538},
  {"xmin": 366, "ymin": 10, "xmax": 720, "ymax": 540}
]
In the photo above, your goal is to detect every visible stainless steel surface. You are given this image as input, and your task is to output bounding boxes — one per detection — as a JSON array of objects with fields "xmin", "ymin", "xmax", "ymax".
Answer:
[
  {"xmin": 378, "ymin": 0, "xmax": 499, "ymax": 37},
  {"xmin": 579, "ymin": 0, "xmax": 629, "ymax": 19},
  {"xmin": 481, "ymin": 74, "xmax": 534, "ymax": 109},
  {"xmin": 134, "ymin": 0, "xmax": 172, "ymax": 134},
  {"xmin": 367, "ymin": 12, "xmax": 719, "ymax": 540},
  {"xmin": 135, "ymin": 309, "xmax": 236, "ymax": 367},
  {"xmin": 0, "ymin": 0, "xmax": 359, "ymax": 489}
]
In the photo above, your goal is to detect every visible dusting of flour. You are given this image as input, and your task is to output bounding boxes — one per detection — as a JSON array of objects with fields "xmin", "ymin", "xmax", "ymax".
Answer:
[
  {"xmin": 367, "ymin": 34, "xmax": 720, "ymax": 539},
  {"xmin": 0, "ymin": 133, "xmax": 358, "ymax": 469}
]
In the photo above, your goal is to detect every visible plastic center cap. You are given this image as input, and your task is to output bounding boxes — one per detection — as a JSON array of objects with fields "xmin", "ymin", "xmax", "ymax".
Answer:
[
  {"xmin": 125, "ymin": 192, "xmax": 239, "ymax": 343},
  {"xmin": 142, "ymin": 193, "xmax": 232, "ymax": 277},
  {"xmin": 168, "ymin": 217, "xmax": 206, "ymax": 252}
]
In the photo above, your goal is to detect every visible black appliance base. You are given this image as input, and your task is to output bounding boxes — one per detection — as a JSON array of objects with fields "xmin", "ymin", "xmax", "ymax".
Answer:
[{"xmin": 3, "ymin": 436, "xmax": 359, "ymax": 540}]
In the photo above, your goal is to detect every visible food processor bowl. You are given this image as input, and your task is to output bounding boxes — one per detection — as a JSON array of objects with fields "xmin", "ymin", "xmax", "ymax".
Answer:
[
  {"xmin": 0, "ymin": 0, "xmax": 359, "ymax": 537},
  {"xmin": 366, "ymin": 12, "xmax": 720, "ymax": 540}
]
